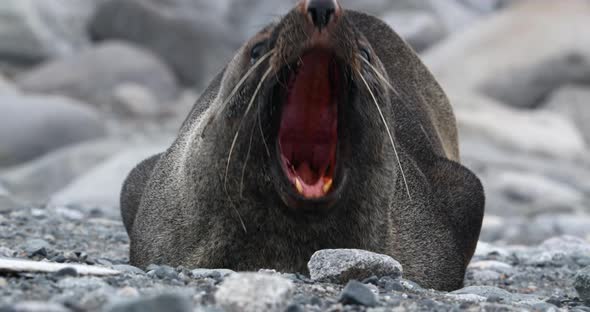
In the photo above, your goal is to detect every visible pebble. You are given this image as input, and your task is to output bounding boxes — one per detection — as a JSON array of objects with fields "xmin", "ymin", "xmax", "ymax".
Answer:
[
  {"xmin": 22, "ymin": 239, "xmax": 51, "ymax": 258},
  {"xmin": 308, "ymin": 249, "xmax": 403, "ymax": 284},
  {"xmin": 113, "ymin": 264, "xmax": 145, "ymax": 275},
  {"xmin": 214, "ymin": 273, "xmax": 294, "ymax": 312},
  {"xmin": 451, "ymin": 286, "xmax": 514, "ymax": 303},
  {"xmin": 191, "ymin": 268, "xmax": 235, "ymax": 280},
  {"xmin": 107, "ymin": 293, "xmax": 193, "ymax": 312},
  {"xmin": 338, "ymin": 280, "xmax": 379, "ymax": 307},
  {"xmin": 53, "ymin": 267, "xmax": 78, "ymax": 278},
  {"xmin": 575, "ymin": 266, "xmax": 590, "ymax": 304},
  {"xmin": 147, "ymin": 265, "xmax": 178, "ymax": 280}
]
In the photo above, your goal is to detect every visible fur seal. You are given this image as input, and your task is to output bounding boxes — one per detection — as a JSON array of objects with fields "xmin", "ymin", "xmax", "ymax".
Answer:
[{"xmin": 121, "ymin": 0, "xmax": 485, "ymax": 291}]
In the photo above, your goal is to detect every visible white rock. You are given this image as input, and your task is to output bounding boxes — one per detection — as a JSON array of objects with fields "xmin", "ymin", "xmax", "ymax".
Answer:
[
  {"xmin": 424, "ymin": 0, "xmax": 590, "ymax": 109},
  {"xmin": 48, "ymin": 144, "xmax": 166, "ymax": 218},
  {"xmin": 215, "ymin": 273, "xmax": 294, "ymax": 312},
  {"xmin": 111, "ymin": 83, "xmax": 161, "ymax": 117},
  {"xmin": 543, "ymin": 85, "xmax": 590, "ymax": 144},
  {"xmin": 1, "ymin": 139, "xmax": 125, "ymax": 201},
  {"xmin": 452, "ymin": 91, "xmax": 586, "ymax": 159}
]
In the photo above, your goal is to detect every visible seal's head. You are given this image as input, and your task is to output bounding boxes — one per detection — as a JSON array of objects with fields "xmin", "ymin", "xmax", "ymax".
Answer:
[{"xmin": 206, "ymin": 0, "xmax": 393, "ymax": 215}]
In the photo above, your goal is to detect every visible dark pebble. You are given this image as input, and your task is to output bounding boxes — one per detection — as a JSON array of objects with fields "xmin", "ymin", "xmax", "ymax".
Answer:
[
  {"xmin": 379, "ymin": 276, "xmax": 405, "ymax": 292},
  {"xmin": 23, "ymin": 239, "xmax": 51, "ymax": 257},
  {"xmin": 107, "ymin": 293, "xmax": 192, "ymax": 312},
  {"xmin": 285, "ymin": 303, "xmax": 305, "ymax": 312},
  {"xmin": 150, "ymin": 265, "xmax": 178, "ymax": 280},
  {"xmin": 338, "ymin": 280, "xmax": 378, "ymax": 307},
  {"xmin": 54, "ymin": 267, "xmax": 78, "ymax": 278}
]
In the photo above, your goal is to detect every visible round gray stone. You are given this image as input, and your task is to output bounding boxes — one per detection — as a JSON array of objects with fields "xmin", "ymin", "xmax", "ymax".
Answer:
[{"xmin": 308, "ymin": 249, "xmax": 403, "ymax": 284}]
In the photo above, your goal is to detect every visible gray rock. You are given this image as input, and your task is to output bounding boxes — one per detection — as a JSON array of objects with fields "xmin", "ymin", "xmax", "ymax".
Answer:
[
  {"xmin": 543, "ymin": 85, "xmax": 590, "ymax": 144},
  {"xmin": 48, "ymin": 144, "xmax": 166, "ymax": 218},
  {"xmin": 380, "ymin": 11, "xmax": 446, "ymax": 52},
  {"xmin": 22, "ymin": 238, "xmax": 51, "ymax": 257},
  {"xmin": 1, "ymin": 301, "xmax": 70, "ymax": 312},
  {"xmin": 0, "ymin": 74, "xmax": 17, "ymax": 93},
  {"xmin": 148, "ymin": 265, "xmax": 178, "ymax": 280},
  {"xmin": 452, "ymin": 286, "xmax": 514, "ymax": 303},
  {"xmin": 0, "ymin": 94, "xmax": 106, "ymax": 167},
  {"xmin": 112, "ymin": 264, "xmax": 145, "ymax": 275},
  {"xmin": 0, "ymin": 0, "xmax": 102, "ymax": 63},
  {"xmin": 308, "ymin": 249, "xmax": 403, "ymax": 284},
  {"xmin": 424, "ymin": 0, "xmax": 590, "ymax": 109},
  {"xmin": 338, "ymin": 280, "xmax": 379, "ymax": 307},
  {"xmin": 214, "ymin": 272, "xmax": 294, "ymax": 312},
  {"xmin": 453, "ymin": 91, "xmax": 586, "ymax": 160},
  {"xmin": 0, "ymin": 139, "xmax": 125, "ymax": 202},
  {"xmin": 111, "ymin": 83, "xmax": 161, "ymax": 118},
  {"xmin": 89, "ymin": 0, "xmax": 237, "ymax": 86},
  {"xmin": 16, "ymin": 41, "xmax": 178, "ymax": 114},
  {"xmin": 191, "ymin": 268, "xmax": 235, "ymax": 279},
  {"xmin": 107, "ymin": 293, "xmax": 193, "ymax": 312},
  {"xmin": 575, "ymin": 266, "xmax": 590, "ymax": 304}
]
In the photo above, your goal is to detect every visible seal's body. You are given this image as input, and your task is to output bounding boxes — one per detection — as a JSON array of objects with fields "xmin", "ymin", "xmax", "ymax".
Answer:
[{"xmin": 121, "ymin": 0, "xmax": 484, "ymax": 291}]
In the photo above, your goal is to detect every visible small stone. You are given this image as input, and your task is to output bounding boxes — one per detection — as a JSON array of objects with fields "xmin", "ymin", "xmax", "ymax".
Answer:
[
  {"xmin": 575, "ymin": 266, "xmax": 590, "ymax": 304},
  {"xmin": 112, "ymin": 264, "xmax": 145, "ymax": 275},
  {"xmin": 107, "ymin": 293, "xmax": 192, "ymax": 312},
  {"xmin": 338, "ymin": 280, "xmax": 379, "ymax": 307},
  {"xmin": 451, "ymin": 286, "xmax": 514, "ymax": 303},
  {"xmin": 0, "ymin": 277, "xmax": 7, "ymax": 287},
  {"xmin": 215, "ymin": 273, "xmax": 294, "ymax": 312},
  {"xmin": 54, "ymin": 267, "xmax": 78, "ymax": 278},
  {"xmin": 116, "ymin": 286, "xmax": 140, "ymax": 298},
  {"xmin": 23, "ymin": 239, "xmax": 51, "ymax": 257},
  {"xmin": 148, "ymin": 265, "xmax": 178, "ymax": 280},
  {"xmin": 3, "ymin": 301, "xmax": 70, "ymax": 312},
  {"xmin": 308, "ymin": 249, "xmax": 403, "ymax": 284},
  {"xmin": 191, "ymin": 268, "xmax": 235, "ymax": 279}
]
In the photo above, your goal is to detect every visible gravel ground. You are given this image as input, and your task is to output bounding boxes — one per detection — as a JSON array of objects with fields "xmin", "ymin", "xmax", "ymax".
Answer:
[{"xmin": 1, "ymin": 200, "xmax": 589, "ymax": 312}]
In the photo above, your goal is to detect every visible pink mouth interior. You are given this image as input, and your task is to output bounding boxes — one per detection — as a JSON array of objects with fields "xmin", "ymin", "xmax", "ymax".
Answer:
[{"xmin": 278, "ymin": 49, "xmax": 339, "ymax": 199}]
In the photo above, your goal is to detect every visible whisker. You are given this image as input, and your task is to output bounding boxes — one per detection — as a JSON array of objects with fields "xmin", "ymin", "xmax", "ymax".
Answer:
[
  {"xmin": 356, "ymin": 69, "xmax": 412, "ymax": 200},
  {"xmin": 221, "ymin": 52, "xmax": 272, "ymax": 109},
  {"xmin": 240, "ymin": 123, "xmax": 256, "ymax": 199},
  {"xmin": 359, "ymin": 56, "xmax": 402, "ymax": 98},
  {"xmin": 258, "ymin": 93, "xmax": 271, "ymax": 158}
]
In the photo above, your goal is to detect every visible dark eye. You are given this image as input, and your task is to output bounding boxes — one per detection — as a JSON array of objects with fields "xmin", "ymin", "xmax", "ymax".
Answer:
[
  {"xmin": 250, "ymin": 42, "xmax": 266, "ymax": 64},
  {"xmin": 360, "ymin": 47, "xmax": 371, "ymax": 63}
]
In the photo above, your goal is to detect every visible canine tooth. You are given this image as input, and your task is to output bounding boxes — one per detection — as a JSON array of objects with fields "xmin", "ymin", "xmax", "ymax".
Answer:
[
  {"xmin": 295, "ymin": 178, "xmax": 304, "ymax": 194},
  {"xmin": 322, "ymin": 178, "xmax": 333, "ymax": 194}
]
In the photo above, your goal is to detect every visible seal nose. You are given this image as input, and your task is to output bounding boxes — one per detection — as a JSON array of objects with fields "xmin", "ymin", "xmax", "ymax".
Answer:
[{"xmin": 304, "ymin": 0, "xmax": 341, "ymax": 31}]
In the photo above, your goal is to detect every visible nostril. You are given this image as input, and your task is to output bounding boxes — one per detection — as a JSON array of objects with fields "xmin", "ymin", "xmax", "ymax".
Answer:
[{"xmin": 306, "ymin": 0, "xmax": 338, "ymax": 31}]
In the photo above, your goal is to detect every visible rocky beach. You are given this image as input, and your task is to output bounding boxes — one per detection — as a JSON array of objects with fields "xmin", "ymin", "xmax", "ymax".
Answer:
[{"xmin": 1, "ymin": 0, "xmax": 590, "ymax": 311}]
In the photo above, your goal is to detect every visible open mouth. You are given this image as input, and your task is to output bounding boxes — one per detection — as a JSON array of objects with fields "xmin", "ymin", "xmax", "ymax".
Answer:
[{"xmin": 276, "ymin": 48, "xmax": 342, "ymax": 200}]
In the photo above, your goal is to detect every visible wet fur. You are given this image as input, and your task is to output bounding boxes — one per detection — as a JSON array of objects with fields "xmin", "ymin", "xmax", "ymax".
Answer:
[{"xmin": 120, "ymin": 10, "xmax": 484, "ymax": 291}]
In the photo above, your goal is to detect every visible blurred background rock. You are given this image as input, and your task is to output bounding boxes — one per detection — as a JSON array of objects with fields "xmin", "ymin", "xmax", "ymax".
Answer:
[{"xmin": 0, "ymin": 0, "xmax": 589, "ymax": 246}]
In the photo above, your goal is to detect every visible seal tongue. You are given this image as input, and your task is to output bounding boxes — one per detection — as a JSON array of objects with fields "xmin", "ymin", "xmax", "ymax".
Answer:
[{"xmin": 278, "ymin": 48, "xmax": 338, "ymax": 199}]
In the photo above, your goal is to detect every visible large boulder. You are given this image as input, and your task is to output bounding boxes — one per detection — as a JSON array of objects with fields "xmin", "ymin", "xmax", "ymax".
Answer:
[
  {"xmin": 0, "ymin": 139, "xmax": 126, "ymax": 202},
  {"xmin": 542, "ymin": 85, "xmax": 590, "ymax": 144},
  {"xmin": 424, "ymin": 0, "xmax": 590, "ymax": 109},
  {"xmin": 89, "ymin": 0, "xmax": 237, "ymax": 87},
  {"xmin": 48, "ymin": 144, "xmax": 166, "ymax": 218},
  {"xmin": 0, "ymin": 94, "xmax": 105, "ymax": 167},
  {"xmin": 0, "ymin": 0, "xmax": 103, "ymax": 64},
  {"xmin": 16, "ymin": 41, "xmax": 178, "ymax": 115},
  {"xmin": 452, "ymin": 92, "xmax": 586, "ymax": 160}
]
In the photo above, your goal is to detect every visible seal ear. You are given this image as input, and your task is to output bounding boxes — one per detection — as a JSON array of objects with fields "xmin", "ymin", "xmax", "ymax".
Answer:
[{"xmin": 429, "ymin": 158, "xmax": 485, "ymax": 267}]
